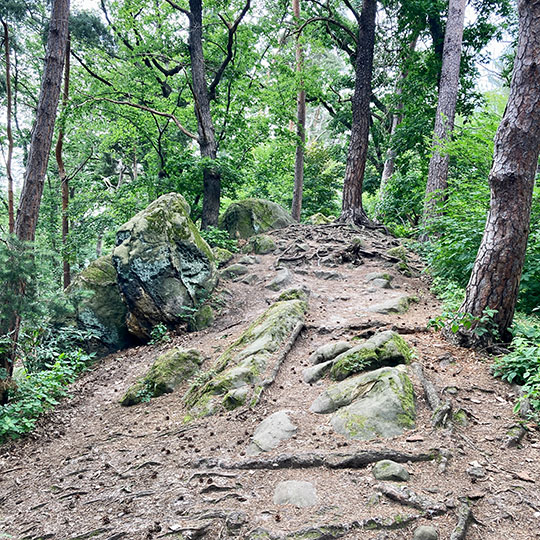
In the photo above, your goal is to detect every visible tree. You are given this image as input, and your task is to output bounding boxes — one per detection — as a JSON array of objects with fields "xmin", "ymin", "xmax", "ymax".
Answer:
[
  {"xmin": 1, "ymin": 0, "xmax": 70, "ymax": 403},
  {"xmin": 456, "ymin": 0, "xmax": 540, "ymax": 345},
  {"xmin": 291, "ymin": 0, "xmax": 305, "ymax": 222},
  {"xmin": 422, "ymin": 0, "xmax": 466, "ymax": 227}
]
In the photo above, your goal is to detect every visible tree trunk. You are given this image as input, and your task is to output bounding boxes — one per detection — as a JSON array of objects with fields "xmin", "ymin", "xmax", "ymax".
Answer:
[
  {"xmin": 1, "ymin": 0, "xmax": 70, "ymax": 403},
  {"xmin": 188, "ymin": 0, "xmax": 220, "ymax": 229},
  {"xmin": 457, "ymin": 0, "xmax": 540, "ymax": 345},
  {"xmin": 339, "ymin": 0, "xmax": 377, "ymax": 225},
  {"xmin": 2, "ymin": 20, "xmax": 15, "ymax": 234},
  {"xmin": 291, "ymin": 0, "xmax": 305, "ymax": 222},
  {"xmin": 55, "ymin": 35, "xmax": 71, "ymax": 289},
  {"xmin": 422, "ymin": 0, "xmax": 466, "ymax": 227}
]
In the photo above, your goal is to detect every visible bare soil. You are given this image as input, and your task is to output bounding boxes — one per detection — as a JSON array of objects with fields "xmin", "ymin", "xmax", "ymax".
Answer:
[{"xmin": 1, "ymin": 224, "xmax": 539, "ymax": 540}]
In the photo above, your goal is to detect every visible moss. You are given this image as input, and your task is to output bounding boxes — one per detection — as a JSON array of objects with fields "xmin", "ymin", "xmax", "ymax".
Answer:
[
  {"xmin": 387, "ymin": 246, "xmax": 408, "ymax": 262},
  {"xmin": 213, "ymin": 247, "xmax": 234, "ymax": 267},
  {"xmin": 187, "ymin": 305, "xmax": 214, "ymax": 332},
  {"xmin": 393, "ymin": 371, "xmax": 416, "ymax": 428},
  {"xmin": 395, "ymin": 261, "xmax": 412, "ymax": 277},
  {"xmin": 278, "ymin": 288, "xmax": 309, "ymax": 302},
  {"xmin": 379, "ymin": 334, "xmax": 413, "ymax": 363},
  {"xmin": 453, "ymin": 408, "xmax": 468, "ymax": 426},
  {"xmin": 307, "ymin": 213, "xmax": 334, "ymax": 225},
  {"xmin": 242, "ymin": 234, "xmax": 276, "ymax": 254},
  {"xmin": 330, "ymin": 348, "xmax": 379, "ymax": 381}
]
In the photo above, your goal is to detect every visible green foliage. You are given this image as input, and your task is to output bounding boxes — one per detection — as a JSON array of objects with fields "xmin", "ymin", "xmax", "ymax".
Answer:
[
  {"xmin": 148, "ymin": 323, "xmax": 171, "ymax": 345},
  {"xmin": 199, "ymin": 226, "xmax": 238, "ymax": 252},
  {"xmin": 428, "ymin": 307, "xmax": 498, "ymax": 338},
  {"xmin": 493, "ymin": 317, "xmax": 540, "ymax": 418},
  {"xmin": 0, "ymin": 348, "xmax": 94, "ymax": 443}
]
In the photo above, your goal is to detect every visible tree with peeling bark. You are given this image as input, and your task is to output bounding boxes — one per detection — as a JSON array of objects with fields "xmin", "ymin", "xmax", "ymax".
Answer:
[
  {"xmin": 422, "ymin": 0, "xmax": 467, "ymax": 229},
  {"xmin": 456, "ymin": 0, "xmax": 540, "ymax": 345},
  {"xmin": 0, "ymin": 0, "xmax": 70, "ymax": 403}
]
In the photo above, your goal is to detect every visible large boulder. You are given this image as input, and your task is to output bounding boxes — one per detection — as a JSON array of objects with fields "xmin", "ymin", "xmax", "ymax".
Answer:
[
  {"xmin": 219, "ymin": 199, "xmax": 294, "ymax": 239},
  {"xmin": 66, "ymin": 254, "xmax": 131, "ymax": 354},
  {"xmin": 311, "ymin": 366, "xmax": 416, "ymax": 440},
  {"xmin": 112, "ymin": 193, "xmax": 217, "ymax": 339}
]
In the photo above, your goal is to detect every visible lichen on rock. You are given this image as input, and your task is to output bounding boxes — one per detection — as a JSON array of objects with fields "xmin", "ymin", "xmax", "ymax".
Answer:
[
  {"xmin": 120, "ymin": 347, "xmax": 203, "ymax": 406},
  {"xmin": 112, "ymin": 193, "xmax": 217, "ymax": 340}
]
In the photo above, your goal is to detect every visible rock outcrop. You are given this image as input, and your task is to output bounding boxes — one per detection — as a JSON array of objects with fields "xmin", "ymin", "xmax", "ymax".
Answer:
[
  {"xmin": 112, "ymin": 193, "xmax": 217, "ymax": 339},
  {"xmin": 219, "ymin": 199, "xmax": 294, "ymax": 239}
]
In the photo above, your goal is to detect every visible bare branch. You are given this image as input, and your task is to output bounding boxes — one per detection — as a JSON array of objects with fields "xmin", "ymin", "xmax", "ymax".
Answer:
[
  {"xmin": 164, "ymin": 0, "xmax": 192, "ymax": 19},
  {"xmin": 297, "ymin": 17, "xmax": 358, "ymax": 47}
]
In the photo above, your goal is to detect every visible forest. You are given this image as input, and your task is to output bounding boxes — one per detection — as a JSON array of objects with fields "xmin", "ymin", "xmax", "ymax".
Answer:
[{"xmin": 1, "ymin": 0, "xmax": 540, "ymax": 536}]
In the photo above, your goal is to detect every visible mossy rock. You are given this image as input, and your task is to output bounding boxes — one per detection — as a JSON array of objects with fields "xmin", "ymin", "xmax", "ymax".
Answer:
[
  {"xmin": 187, "ymin": 305, "xmax": 214, "ymax": 332},
  {"xmin": 184, "ymin": 291, "xmax": 308, "ymax": 417},
  {"xmin": 219, "ymin": 198, "xmax": 294, "ymax": 239},
  {"xmin": 112, "ymin": 193, "xmax": 217, "ymax": 339},
  {"xmin": 312, "ymin": 366, "xmax": 416, "ymax": 440},
  {"xmin": 330, "ymin": 330, "xmax": 412, "ymax": 381},
  {"xmin": 213, "ymin": 247, "xmax": 234, "ymax": 268},
  {"xmin": 278, "ymin": 288, "xmax": 310, "ymax": 302},
  {"xmin": 66, "ymin": 254, "xmax": 131, "ymax": 355},
  {"xmin": 386, "ymin": 246, "xmax": 408, "ymax": 262},
  {"xmin": 220, "ymin": 263, "xmax": 249, "ymax": 280},
  {"xmin": 120, "ymin": 347, "xmax": 203, "ymax": 406},
  {"xmin": 242, "ymin": 234, "xmax": 276, "ymax": 255},
  {"xmin": 307, "ymin": 213, "xmax": 334, "ymax": 225},
  {"xmin": 367, "ymin": 295, "xmax": 418, "ymax": 315}
]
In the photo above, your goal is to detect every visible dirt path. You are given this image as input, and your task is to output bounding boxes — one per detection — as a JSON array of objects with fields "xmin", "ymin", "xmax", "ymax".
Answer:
[{"xmin": 1, "ymin": 224, "xmax": 539, "ymax": 540}]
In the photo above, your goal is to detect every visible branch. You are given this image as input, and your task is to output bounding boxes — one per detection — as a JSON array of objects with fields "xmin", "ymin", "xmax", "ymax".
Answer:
[
  {"xmin": 343, "ymin": 0, "xmax": 361, "ymax": 23},
  {"xmin": 297, "ymin": 17, "xmax": 358, "ymax": 46},
  {"xmin": 71, "ymin": 50, "xmax": 114, "ymax": 88},
  {"xmin": 96, "ymin": 96, "xmax": 198, "ymax": 140},
  {"xmin": 67, "ymin": 149, "xmax": 94, "ymax": 181},
  {"xmin": 208, "ymin": 0, "xmax": 251, "ymax": 101},
  {"xmin": 164, "ymin": 0, "xmax": 192, "ymax": 19}
]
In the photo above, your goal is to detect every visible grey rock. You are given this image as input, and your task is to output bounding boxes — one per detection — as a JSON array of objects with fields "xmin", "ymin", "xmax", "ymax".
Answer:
[
  {"xmin": 112, "ymin": 193, "xmax": 217, "ymax": 340},
  {"xmin": 365, "ymin": 272, "xmax": 393, "ymax": 283},
  {"xmin": 243, "ymin": 234, "xmax": 277, "ymax": 255},
  {"xmin": 273, "ymin": 480, "xmax": 318, "ymax": 507},
  {"xmin": 466, "ymin": 461, "xmax": 486, "ymax": 479},
  {"xmin": 240, "ymin": 274, "xmax": 260, "ymax": 285},
  {"xmin": 266, "ymin": 268, "xmax": 292, "ymax": 291},
  {"xmin": 413, "ymin": 525, "xmax": 439, "ymax": 540},
  {"xmin": 302, "ymin": 360, "xmax": 334, "ymax": 383},
  {"xmin": 314, "ymin": 270, "xmax": 342, "ymax": 280},
  {"xmin": 372, "ymin": 460, "xmax": 410, "ymax": 481},
  {"xmin": 220, "ymin": 263, "xmax": 250, "ymax": 279},
  {"xmin": 371, "ymin": 278, "xmax": 392, "ymax": 289},
  {"xmin": 247, "ymin": 411, "xmax": 297, "ymax": 455},
  {"xmin": 308, "ymin": 341, "xmax": 351, "ymax": 365},
  {"xmin": 366, "ymin": 295, "xmax": 417, "ymax": 315},
  {"xmin": 238, "ymin": 255, "xmax": 260, "ymax": 265}
]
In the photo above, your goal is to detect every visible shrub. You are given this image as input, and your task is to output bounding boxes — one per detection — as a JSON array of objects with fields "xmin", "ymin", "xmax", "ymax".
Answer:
[{"xmin": 199, "ymin": 226, "xmax": 238, "ymax": 252}]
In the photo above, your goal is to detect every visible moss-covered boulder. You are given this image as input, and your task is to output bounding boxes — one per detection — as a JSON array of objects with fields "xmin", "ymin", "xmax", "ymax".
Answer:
[
  {"xmin": 219, "ymin": 199, "xmax": 294, "ymax": 239},
  {"xmin": 213, "ymin": 247, "xmax": 234, "ymax": 268},
  {"xmin": 66, "ymin": 254, "xmax": 131, "ymax": 354},
  {"xmin": 120, "ymin": 347, "xmax": 203, "ymax": 406},
  {"xmin": 311, "ymin": 366, "xmax": 416, "ymax": 440},
  {"xmin": 242, "ymin": 234, "xmax": 276, "ymax": 254},
  {"xmin": 112, "ymin": 193, "xmax": 217, "ymax": 340},
  {"xmin": 330, "ymin": 330, "xmax": 412, "ymax": 381},
  {"xmin": 184, "ymin": 290, "xmax": 309, "ymax": 418},
  {"xmin": 307, "ymin": 213, "xmax": 334, "ymax": 225},
  {"xmin": 187, "ymin": 304, "xmax": 215, "ymax": 332}
]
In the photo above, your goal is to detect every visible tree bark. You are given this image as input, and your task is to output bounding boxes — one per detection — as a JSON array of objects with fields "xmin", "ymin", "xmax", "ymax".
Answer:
[
  {"xmin": 55, "ymin": 35, "xmax": 71, "ymax": 289},
  {"xmin": 15, "ymin": 0, "xmax": 70, "ymax": 242},
  {"xmin": 457, "ymin": 0, "xmax": 540, "ymax": 345},
  {"xmin": 423, "ymin": 0, "xmax": 466, "ymax": 227},
  {"xmin": 2, "ymin": 20, "xmax": 15, "ymax": 234},
  {"xmin": 188, "ymin": 0, "xmax": 220, "ymax": 229},
  {"xmin": 291, "ymin": 0, "xmax": 305, "ymax": 222},
  {"xmin": 339, "ymin": 0, "xmax": 377, "ymax": 225}
]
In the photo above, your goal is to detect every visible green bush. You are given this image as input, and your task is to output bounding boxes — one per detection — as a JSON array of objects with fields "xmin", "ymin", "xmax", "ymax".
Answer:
[
  {"xmin": 0, "ymin": 348, "xmax": 94, "ymax": 443},
  {"xmin": 199, "ymin": 226, "xmax": 238, "ymax": 252}
]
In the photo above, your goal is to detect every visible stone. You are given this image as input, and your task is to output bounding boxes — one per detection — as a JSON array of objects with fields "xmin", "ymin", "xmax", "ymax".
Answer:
[
  {"xmin": 240, "ymin": 274, "xmax": 260, "ymax": 285},
  {"xmin": 311, "ymin": 366, "xmax": 416, "ymax": 440},
  {"xmin": 187, "ymin": 305, "xmax": 214, "ymax": 332},
  {"xmin": 365, "ymin": 272, "xmax": 393, "ymax": 283},
  {"xmin": 65, "ymin": 254, "xmax": 131, "ymax": 355},
  {"xmin": 242, "ymin": 234, "xmax": 276, "ymax": 255},
  {"xmin": 367, "ymin": 295, "xmax": 418, "ymax": 315},
  {"xmin": 308, "ymin": 341, "xmax": 351, "ymax": 365},
  {"xmin": 273, "ymin": 481, "xmax": 317, "ymax": 507},
  {"xmin": 184, "ymin": 291, "xmax": 308, "ymax": 418},
  {"xmin": 372, "ymin": 460, "xmax": 410, "ymax": 481},
  {"xmin": 371, "ymin": 278, "xmax": 392, "ymax": 289},
  {"xmin": 220, "ymin": 198, "xmax": 294, "ymax": 239},
  {"xmin": 246, "ymin": 411, "xmax": 297, "ymax": 455},
  {"xmin": 467, "ymin": 461, "xmax": 486, "ymax": 479},
  {"xmin": 213, "ymin": 247, "xmax": 234, "ymax": 268},
  {"xmin": 238, "ymin": 255, "xmax": 260, "ymax": 265},
  {"xmin": 220, "ymin": 263, "xmax": 249, "ymax": 279},
  {"xmin": 120, "ymin": 348, "xmax": 203, "ymax": 406},
  {"xmin": 266, "ymin": 268, "xmax": 292, "ymax": 291},
  {"xmin": 386, "ymin": 246, "xmax": 408, "ymax": 262},
  {"xmin": 413, "ymin": 526, "xmax": 439, "ymax": 540},
  {"xmin": 302, "ymin": 360, "xmax": 334, "ymax": 383},
  {"xmin": 330, "ymin": 330, "xmax": 412, "ymax": 381},
  {"xmin": 307, "ymin": 213, "xmax": 334, "ymax": 225},
  {"xmin": 314, "ymin": 270, "xmax": 342, "ymax": 280},
  {"xmin": 112, "ymin": 193, "xmax": 217, "ymax": 340}
]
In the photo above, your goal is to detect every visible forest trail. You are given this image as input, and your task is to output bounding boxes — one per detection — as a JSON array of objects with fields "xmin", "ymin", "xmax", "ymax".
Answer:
[{"xmin": 1, "ymin": 224, "xmax": 539, "ymax": 540}]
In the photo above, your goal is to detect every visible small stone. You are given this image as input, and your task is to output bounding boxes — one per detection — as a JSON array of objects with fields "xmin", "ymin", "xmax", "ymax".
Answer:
[
  {"xmin": 313, "ymin": 270, "xmax": 342, "ymax": 280},
  {"xmin": 220, "ymin": 263, "xmax": 249, "ymax": 279},
  {"xmin": 308, "ymin": 341, "xmax": 351, "ymax": 365},
  {"xmin": 366, "ymin": 295, "xmax": 418, "ymax": 315},
  {"xmin": 246, "ymin": 411, "xmax": 297, "ymax": 455},
  {"xmin": 302, "ymin": 360, "xmax": 334, "ymax": 383},
  {"xmin": 372, "ymin": 460, "xmax": 410, "ymax": 481},
  {"xmin": 238, "ymin": 255, "xmax": 259, "ymax": 265},
  {"xmin": 266, "ymin": 268, "xmax": 292, "ymax": 291},
  {"xmin": 413, "ymin": 525, "xmax": 439, "ymax": 540},
  {"xmin": 466, "ymin": 461, "xmax": 486, "ymax": 479},
  {"xmin": 371, "ymin": 278, "xmax": 392, "ymax": 289},
  {"xmin": 273, "ymin": 480, "xmax": 317, "ymax": 507},
  {"xmin": 365, "ymin": 272, "xmax": 393, "ymax": 283}
]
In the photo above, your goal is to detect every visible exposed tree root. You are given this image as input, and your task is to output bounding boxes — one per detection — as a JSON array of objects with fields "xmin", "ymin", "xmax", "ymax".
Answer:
[
  {"xmin": 188, "ymin": 449, "xmax": 438, "ymax": 470},
  {"xmin": 450, "ymin": 500, "xmax": 473, "ymax": 540},
  {"xmin": 376, "ymin": 483, "xmax": 447, "ymax": 517}
]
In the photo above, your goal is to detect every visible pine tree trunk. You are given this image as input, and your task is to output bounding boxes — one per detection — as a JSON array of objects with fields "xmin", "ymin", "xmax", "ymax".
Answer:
[
  {"xmin": 291, "ymin": 0, "xmax": 305, "ymax": 222},
  {"xmin": 339, "ymin": 0, "xmax": 377, "ymax": 225},
  {"xmin": 2, "ymin": 20, "xmax": 15, "ymax": 234},
  {"xmin": 423, "ymin": 0, "xmax": 466, "ymax": 227},
  {"xmin": 457, "ymin": 0, "xmax": 540, "ymax": 345},
  {"xmin": 55, "ymin": 36, "xmax": 71, "ymax": 289},
  {"xmin": 188, "ymin": 0, "xmax": 220, "ymax": 229}
]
